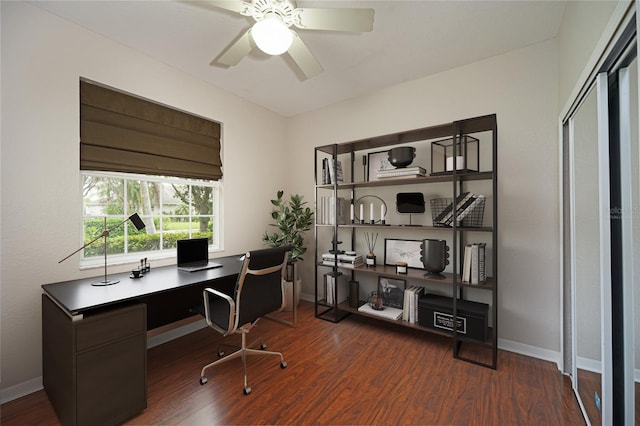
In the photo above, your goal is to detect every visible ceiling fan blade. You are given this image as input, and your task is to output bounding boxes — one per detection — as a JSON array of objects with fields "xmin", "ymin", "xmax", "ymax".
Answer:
[
  {"xmin": 287, "ymin": 32, "xmax": 323, "ymax": 80},
  {"xmin": 180, "ymin": 1, "xmax": 250, "ymax": 15},
  {"xmin": 212, "ymin": 28, "xmax": 254, "ymax": 66},
  {"xmin": 294, "ymin": 8, "xmax": 375, "ymax": 32}
]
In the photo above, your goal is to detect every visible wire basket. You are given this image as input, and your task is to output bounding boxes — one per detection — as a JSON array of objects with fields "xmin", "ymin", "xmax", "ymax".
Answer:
[{"xmin": 430, "ymin": 197, "xmax": 486, "ymax": 228}]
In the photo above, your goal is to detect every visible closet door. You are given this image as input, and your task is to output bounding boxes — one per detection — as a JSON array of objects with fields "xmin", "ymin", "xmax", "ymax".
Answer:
[
  {"xmin": 614, "ymin": 55, "xmax": 637, "ymax": 426},
  {"xmin": 570, "ymin": 74, "xmax": 612, "ymax": 426}
]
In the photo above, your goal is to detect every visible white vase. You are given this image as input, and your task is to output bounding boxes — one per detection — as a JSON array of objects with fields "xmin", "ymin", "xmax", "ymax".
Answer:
[{"xmin": 282, "ymin": 278, "xmax": 302, "ymax": 312}]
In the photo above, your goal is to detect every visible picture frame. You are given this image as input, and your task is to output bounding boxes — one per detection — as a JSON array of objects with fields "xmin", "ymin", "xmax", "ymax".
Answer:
[
  {"xmin": 384, "ymin": 238, "xmax": 423, "ymax": 269},
  {"xmin": 367, "ymin": 150, "xmax": 393, "ymax": 181},
  {"xmin": 378, "ymin": 276, "xmax": 406, "ymax": 308}
]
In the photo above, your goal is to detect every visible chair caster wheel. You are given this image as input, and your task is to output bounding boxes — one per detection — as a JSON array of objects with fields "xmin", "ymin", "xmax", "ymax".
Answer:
[
  {"xmin": 199, "ymin": 377, "xmax": 208, "ymax": 385},
  {"xmin": 243, "ymin": 386, "xmax": 251, "ymax": 395},
  {"xmin": 280, "ymin": 361, "xmax": 287, "ymax": 368},
  {"xmin": 260, "ymin": 343, "xmax": 267, "ymax": 350}
]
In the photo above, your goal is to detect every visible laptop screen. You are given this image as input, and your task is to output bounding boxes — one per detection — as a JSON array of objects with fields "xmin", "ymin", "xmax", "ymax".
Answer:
[{"xmin": 177, "ymin": 238, "xmax": 209, "ymax": 266}]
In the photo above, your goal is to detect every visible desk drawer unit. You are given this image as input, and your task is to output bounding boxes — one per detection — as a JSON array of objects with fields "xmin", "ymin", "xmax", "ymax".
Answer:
[{"xmin": 42, "ymin": 295, "xmax": 147, "ymax": 426}]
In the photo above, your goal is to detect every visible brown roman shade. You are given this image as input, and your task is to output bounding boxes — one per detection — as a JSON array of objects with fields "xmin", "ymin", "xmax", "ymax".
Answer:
[{"xmin": 80, "ymin": 80, "xmax": 222, "ymax": 180}]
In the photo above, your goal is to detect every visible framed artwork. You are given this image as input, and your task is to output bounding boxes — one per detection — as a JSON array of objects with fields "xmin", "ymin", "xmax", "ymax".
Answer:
[
  {"xmin": 384, "ymin": 238, "xmax": 423, "ymax": 269},
  {"xmin": 378, "ymin": 276, "xmax": 406, "ymax": 308},
  {"xmin": 367, "ymin": 150, "xmax": 393, "ymax": 181}
]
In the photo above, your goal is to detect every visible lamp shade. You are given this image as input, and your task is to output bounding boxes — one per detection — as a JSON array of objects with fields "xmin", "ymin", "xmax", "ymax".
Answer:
[{"xmin": 252, "ymin": 14, "xmax": 293, "ymax": 55}]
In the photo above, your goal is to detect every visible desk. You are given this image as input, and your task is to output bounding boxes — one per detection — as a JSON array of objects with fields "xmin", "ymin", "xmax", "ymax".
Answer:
[{"xmin": 41, "ymin": 255, "xmax": 243, "ymax": 426}]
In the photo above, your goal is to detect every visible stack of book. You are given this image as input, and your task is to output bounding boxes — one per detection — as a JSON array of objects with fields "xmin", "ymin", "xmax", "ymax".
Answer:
[
  {"xmin": 322, "ymin": 252, "xmax": 364, "ymax": 269},
  {"xmin": 376, "ymin": 166, "xmax": 426, "ymax": 180},
  {"xmin": 462, "ymin": 243, "xmax": 486, "ymax": 284},
  {"xmin": 433, "ymin": 192, "xmax": 485, "ymax": 226},
  {"xmin": 402, "ymin": 285, "xmax": 425, "ymax": 323}
]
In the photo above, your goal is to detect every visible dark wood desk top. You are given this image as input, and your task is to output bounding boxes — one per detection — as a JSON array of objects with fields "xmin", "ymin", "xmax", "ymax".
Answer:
[{"xmin": 42, "ymin": 254, "xmax": 243, "ymax": 316}]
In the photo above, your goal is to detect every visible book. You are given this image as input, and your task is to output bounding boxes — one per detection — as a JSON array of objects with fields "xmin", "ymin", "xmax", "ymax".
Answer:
[
  {"xmin": 455, "ymin": 194, "xmax": 485, "ymax": 223},
  {"xmin": 402, "ymin": 285, "xmax": 423, "ymax": 323},
  {"xmin": 442, "ymin": 193, "xmax": 476, "ymax": 225},
  {"xmin": 462, "ymin": 244, "xmax": 472, "ymax": 282},
  {"xmin": 322, "ymin": 158, "xmax": 329, "ymax": 184},
  {"xmin": 470, "ymin": 244, "xmax": 480, "ymax": 284},
  {"xmin": 377, "ymin": 166, "xmax": 426, "ymax": 178},
  {"xmin": 358, "ymin": 303, "xmax": 403, "ymax": 320},
  {"xmin": 478, "ymin": 243, "xmax": 486, "ymax": 283},
  {"xmin": 318, "ymin": 196, "xmax": 349, "ymax": 225},
  {"xmin": 327, "ymin": 159, "xmax": 343, "ymax": 184},
  {"xmin": 433, "ymin": 192, "xmax": 472, "ymax": 224},
  {"xmin": 461, "ymin": 243, "xmax": 486, "ymax": 284}
]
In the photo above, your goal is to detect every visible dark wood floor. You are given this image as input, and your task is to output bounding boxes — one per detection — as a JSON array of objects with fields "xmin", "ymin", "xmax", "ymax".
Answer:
[{"xmin": 2, "ymin": 301, "xmax": 585, "ymax": 425}]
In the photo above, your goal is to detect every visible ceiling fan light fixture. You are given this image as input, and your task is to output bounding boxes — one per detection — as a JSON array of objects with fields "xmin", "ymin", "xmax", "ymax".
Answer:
[{"xmin": 252, "ymin": 14, "xmax": 293, "ymax": 56}]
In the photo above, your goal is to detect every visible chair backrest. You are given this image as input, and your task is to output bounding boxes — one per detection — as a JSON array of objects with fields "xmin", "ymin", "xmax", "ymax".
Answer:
[{"xmin": 234, "ymin": 246, "xmax": 290, "ymax": 328}]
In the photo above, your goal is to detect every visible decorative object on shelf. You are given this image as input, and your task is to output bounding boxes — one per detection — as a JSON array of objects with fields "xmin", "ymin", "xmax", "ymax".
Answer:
[
  {"xmin": 430, "ymin": 135, "xmax": 479, "ymax": 176},
  {"xmin": 387, "ymin": 146, "xmax": 416, "ymax": 168},
  {"xmin": 396, "ymin": 192, "xmax": 425, "ymax": 226},
  {"xmin": 395, "ymin": 261, "xmax": 408, "ymax": 274},
  {"xmin": 354, "ymin": 195, "xmax": 387, "ymax": 225},
  {"xmin": 420, "ymin": 239, "xmax": 449, "ymax": 279},
  {"xmin": 378, "ymin": 276, "xmax": 406, "ymax": 308},
  {"xmin": 430, "ymin": 195, "xmax": 486, "ymax": 228},
  {"xmin": 384, "ymin": 238, "xmax": 422, "ymax": 269},
  {"xmin": 364, "ymin": 232, "xmax": 378, "ymax": 267},
  {"xmin": 367, "ymin": 291, "xmax": 384, "ymax": 310},
  {"xmin": 58, "ymin": 213, "xmax": 146, "ymax": 286},
  {"xmin": 348, "ymin": 280, "xmax": 360, "ymax": 308},
  {"xmin": 366, "ymin": 150, "xmax": 393, "ymax": 181}
]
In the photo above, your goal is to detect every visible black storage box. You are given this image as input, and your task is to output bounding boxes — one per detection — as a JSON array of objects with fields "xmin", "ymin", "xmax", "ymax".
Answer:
[{"xmin": 418, "ymin": 294, "xmax": 489, "ymax": 341}]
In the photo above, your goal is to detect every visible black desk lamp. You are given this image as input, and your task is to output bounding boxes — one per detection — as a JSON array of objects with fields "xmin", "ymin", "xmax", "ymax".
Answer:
[{"xmin": 59, "ymin": 213, "xmax": 146, "ymax": 286}]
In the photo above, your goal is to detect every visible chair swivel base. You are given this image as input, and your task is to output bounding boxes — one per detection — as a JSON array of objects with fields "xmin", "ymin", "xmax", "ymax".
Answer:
[{"xmin": 199, "ymin": 332, "xmax": 287, "ymax": 395}]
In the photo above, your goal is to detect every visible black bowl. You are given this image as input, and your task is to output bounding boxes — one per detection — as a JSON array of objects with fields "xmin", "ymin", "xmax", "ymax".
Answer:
[{"xmin": 388, "ymin": 146, "xmax": 415, "ymax": 168}]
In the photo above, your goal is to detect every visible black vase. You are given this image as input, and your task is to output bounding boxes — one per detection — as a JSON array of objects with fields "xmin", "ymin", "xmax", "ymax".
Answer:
[{"xmin": 420, "ymin": 239, "xmax": 449, "ymax": 279}]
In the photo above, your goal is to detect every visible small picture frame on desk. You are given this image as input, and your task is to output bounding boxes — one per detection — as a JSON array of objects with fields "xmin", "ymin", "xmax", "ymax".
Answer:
[{"xmin": 367, "ymin": 150, "xmax": 393, "ymax": 181}]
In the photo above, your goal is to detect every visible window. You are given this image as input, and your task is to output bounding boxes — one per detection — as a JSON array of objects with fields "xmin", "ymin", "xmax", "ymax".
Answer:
[{"xmin": 81, "ymin": 171, "xmax": 221, "ymax": 267}]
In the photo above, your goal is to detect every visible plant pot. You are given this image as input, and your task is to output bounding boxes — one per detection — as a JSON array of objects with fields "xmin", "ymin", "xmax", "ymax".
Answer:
[{"xmin": 282, "ymin": 278, "xmax": 302, "ymax": 312}]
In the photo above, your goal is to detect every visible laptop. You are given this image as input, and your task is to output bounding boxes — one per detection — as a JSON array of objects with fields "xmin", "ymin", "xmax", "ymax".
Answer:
[{"xmin": 177, "ymin": 238, "xmax": 222, "ymax": 272}]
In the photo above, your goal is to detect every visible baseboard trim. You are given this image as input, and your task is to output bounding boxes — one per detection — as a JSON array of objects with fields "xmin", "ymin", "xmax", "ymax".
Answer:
[
  {"xmin": 498, "ymin": 338, "xmax": 562, "ymax": 369},
  {"xmin": 0, "ymin": 377, "xmax": 43, "ymax": 405}
]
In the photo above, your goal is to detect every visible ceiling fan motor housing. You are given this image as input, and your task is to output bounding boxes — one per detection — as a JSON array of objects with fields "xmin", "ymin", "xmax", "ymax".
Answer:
[{"xmin": 248, "ymin": 0, "xmax": 297, "ymax": 27}]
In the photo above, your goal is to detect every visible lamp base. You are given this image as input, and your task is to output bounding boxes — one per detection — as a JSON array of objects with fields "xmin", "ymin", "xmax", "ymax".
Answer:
[{"xmin": 91, "ymin": 278, "xmax": 120, "ymax": 286}]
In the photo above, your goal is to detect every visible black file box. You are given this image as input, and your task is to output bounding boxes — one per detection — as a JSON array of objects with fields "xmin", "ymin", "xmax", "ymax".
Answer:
[{"xmin": 418, "ymin": 294, "xmax": 488, "ymax": 341}]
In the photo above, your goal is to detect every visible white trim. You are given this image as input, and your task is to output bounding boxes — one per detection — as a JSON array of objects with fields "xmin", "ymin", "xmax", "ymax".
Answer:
[{"xmin": 0, "ymin": 377, "xmax": 43, "ymax": 405}]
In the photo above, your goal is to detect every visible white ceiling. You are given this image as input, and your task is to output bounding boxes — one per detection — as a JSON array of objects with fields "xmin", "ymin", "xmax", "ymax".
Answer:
[{"xmin": 31, "ymin": 0, "xmax": 567, "ymax": 117}]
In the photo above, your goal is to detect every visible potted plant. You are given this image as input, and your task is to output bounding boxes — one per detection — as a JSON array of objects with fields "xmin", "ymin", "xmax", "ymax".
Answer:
[{"xmin": 263, "ymin": 190, "xmax": 314, "ymax": 310}]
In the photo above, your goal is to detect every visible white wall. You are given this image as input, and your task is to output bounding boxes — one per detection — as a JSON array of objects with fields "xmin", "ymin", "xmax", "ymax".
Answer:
[
  {"xmin": 557, "ymin": 0, "xmax": 619, "ymax": 112},
  {"xmin": 287, "ymin": 39, "xmax": 561, "ymax": 354},
  {"xmin": 0, "ymin": 1, "xmax": 287, "ymax": 394}
]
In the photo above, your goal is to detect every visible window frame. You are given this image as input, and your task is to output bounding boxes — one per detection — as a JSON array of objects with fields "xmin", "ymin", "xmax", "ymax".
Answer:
[{"xmin": 80, "ymin": 170, "xmax": 222, "ymax": 269}]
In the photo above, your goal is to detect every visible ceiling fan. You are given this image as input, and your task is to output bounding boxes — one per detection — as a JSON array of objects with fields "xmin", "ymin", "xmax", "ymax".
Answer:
[{"xmin": 183, "ymin": 0, "xmax": 375, "ymax": 79}]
